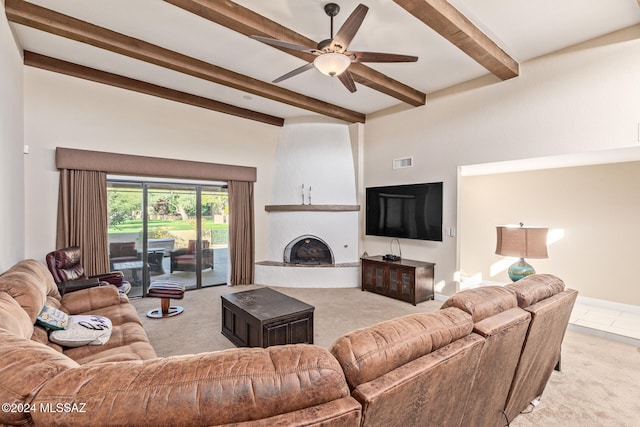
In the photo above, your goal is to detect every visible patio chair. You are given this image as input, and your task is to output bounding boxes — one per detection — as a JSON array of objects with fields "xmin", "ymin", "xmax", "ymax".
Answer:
[
  {"xmin": 109, "ymin": 241, "xmax": 141, "ymax": 270},
  {"xmin": 170, "ymin": 240, "xmax": 214, "ymax": 273}
]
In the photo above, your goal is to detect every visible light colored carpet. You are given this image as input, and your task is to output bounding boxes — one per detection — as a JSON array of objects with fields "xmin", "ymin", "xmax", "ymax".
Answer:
[{"xmin": 131, "ymin": 285, "xmax": 640, "ymax": 427}]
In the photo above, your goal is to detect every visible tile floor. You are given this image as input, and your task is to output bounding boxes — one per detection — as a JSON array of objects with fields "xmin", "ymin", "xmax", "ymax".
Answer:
[
  {"xmin": 460, "ymin": 277, "xmax": 640, "ymax": 347},
  {"xmin": 569, "ymin": 301, "xmax": 640, "ymax": 347}
]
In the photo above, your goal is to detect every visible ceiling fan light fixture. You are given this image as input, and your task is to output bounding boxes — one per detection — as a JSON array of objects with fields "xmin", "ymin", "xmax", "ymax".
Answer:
[{"xmin": 314, "ymin": 52, "xmax": 351, "ymax": 77}]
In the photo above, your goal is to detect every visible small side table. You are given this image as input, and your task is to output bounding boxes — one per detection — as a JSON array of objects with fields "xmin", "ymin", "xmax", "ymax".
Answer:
[{"xmin": 147, "ymin": 251, "xmax": 165, "ymax": 274}]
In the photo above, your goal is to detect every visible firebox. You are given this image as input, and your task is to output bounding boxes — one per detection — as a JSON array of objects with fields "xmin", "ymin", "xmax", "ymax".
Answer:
[{"xmin": 283, "ymin": 235, "xmax": 334, "ymax": 265}]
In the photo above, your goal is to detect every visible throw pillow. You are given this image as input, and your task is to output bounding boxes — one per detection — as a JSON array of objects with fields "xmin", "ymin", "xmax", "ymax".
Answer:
[
  {"xmin": 49, "ymin": 315, "xmax": 112, "ymax": 347},
  {"xmin": 36, "ymin": 305, "xmax": 69, "ymax": 330}
]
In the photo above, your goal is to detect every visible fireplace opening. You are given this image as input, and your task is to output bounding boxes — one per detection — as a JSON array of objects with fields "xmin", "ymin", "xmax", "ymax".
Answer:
[{"xmin": 284, "ymin": 235, "xmax": 334, "ymax": 265}]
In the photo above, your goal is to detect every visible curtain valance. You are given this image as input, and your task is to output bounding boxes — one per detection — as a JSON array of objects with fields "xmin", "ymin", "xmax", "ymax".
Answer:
[{"xmin": 56, "ymin": 147, "xmax": 257, "ymax": 182}]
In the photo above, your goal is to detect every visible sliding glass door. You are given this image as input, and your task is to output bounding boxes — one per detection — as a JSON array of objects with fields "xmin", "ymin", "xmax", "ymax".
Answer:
[
  {"xmin": 107, "ymin": 182, "xmax": 144, "ymax": 297},
  {"xmin": 201, "ymin": 185, "xmax": 229, "ymax": 286},
  {"xmin": 107, "ymin": 179, "xmax": 228, "ymax": 297}
]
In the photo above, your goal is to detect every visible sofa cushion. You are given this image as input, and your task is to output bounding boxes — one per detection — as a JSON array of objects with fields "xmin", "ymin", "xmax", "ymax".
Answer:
[
  {"xmin": 31, "ymin": 344, "xmax": 349, "ymax": 426},
  {"xmin": 0, "ymin": 291, "xmax": 34, "ymax": 339},
  {"xmin": 0, "ymin": 259, "xmax": 63, "ymax": 324},
  {"xmin": 50, "ymin": 315, "xmax": 113, "ymax": 347},
  {"xmin": 0, "ymin": 270, "xmax": 47, "ymax": 323},
  {"xmin": 441, "ymin": 286, "xmax": 517, "ymax": 323},
  {"xmin": 63, "ymin": 321, "xmax": 156, "ymax": 363},
  {"xmin": 505, "ymin": 273, "xmax": 565, "ymax": 308},
  {"xmin": 10, "ymin": 259, "xmax": 62, "ymax": 302},
  {"xmin": 0, "ymin": 328, "xmax": 78, "ymax": 426},
  {"xmin": 31, "ymin": 325, "xmax": 64, "ymax": 352},
  {"xmin": 71, "ymin": 297, "xmax": 144, "ymax": 327},
  {"xmin": 330, "ymin": 307, "xmax": 473, "ymax": 389},
  {"xmin": 60, "ymin": 285, "xmax": 125, "ymax": 315}
]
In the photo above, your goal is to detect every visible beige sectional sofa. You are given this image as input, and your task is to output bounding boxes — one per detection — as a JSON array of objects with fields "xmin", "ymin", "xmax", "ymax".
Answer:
[{"xmin": 0, "ymin": 259, "xmax": 576, "ymax": 427}]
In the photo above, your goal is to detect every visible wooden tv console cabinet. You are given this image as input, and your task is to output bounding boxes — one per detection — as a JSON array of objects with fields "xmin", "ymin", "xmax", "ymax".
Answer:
[{"xmin": 361, "ymin": 256, "xmax": 435, "ymax": 305}]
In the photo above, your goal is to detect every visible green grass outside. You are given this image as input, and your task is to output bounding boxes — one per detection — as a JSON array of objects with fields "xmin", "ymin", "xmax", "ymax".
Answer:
[{"xmin": 109, "ymin": 219, "xmax": 228, "ymax": 234}]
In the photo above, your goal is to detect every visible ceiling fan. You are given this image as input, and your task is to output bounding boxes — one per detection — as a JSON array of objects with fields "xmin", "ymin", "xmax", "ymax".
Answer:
[{"xmin": 251, "ymin": 3, "xmax": 418, "ymax": 93}]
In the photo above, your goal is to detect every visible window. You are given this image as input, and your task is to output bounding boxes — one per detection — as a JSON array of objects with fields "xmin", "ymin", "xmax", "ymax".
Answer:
[{"xmin": 107, "ymin": 178, "xmax": 228, "ymax": 297}]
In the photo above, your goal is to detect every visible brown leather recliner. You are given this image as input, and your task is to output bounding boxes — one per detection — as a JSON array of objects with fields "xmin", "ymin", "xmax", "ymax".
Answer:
[
  {"xmin": 504, "ymin": 274, "xmax": 578, "ymax": 420},
  {"xmin": 441, "ymin": 286, "xmax": 532, "ymax": 427},
  {"xmin": 46, "ymin": 246, "xmax": 131, "ymax": 295},
  {"xmin": 330, "ymin": 307, "xmax": 485, "ymax": 427}
]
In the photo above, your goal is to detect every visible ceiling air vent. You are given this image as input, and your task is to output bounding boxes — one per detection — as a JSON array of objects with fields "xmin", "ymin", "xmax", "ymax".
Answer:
[{"xmin": 393, "ymin": 157, "xmax": 413, "ymax": 169}]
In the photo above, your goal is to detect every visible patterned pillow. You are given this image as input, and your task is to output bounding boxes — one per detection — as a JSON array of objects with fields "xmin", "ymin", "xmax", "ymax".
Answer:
[
  {"xmin": 49, "ymin": 315, "xmax": 112, "ymax": 347},
  {"xmin": 36, "ymin": 305, "xmax": 69, "ymax": 330}
]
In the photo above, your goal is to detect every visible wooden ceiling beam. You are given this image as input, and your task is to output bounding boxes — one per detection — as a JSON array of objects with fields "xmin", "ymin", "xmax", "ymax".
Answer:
[
  {"xmin": 23, "ymin": 52, "xmax": 285, "ymax": 127},
  {"xmin": 6, "ymin": 0, "xmax": 365, "ymax": 123},
  {"xmin": 163, "ymin": 0, "xmax": 426, "ymax": 107},
  {"xmin": 394, "ymin": 0, "xmax": 519, "ymax": 80}
]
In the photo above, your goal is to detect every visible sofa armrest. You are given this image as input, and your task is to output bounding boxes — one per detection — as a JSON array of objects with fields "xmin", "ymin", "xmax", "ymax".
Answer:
[
  {"xmin": 90, "ymin": 271, "xmax": 124, "ymax": 286},
  {"xmin": 60, "ymin": 285, "xmax": 123, "ymax": 314},
  {"xmin": 31, "ymin": 345, "xmax": 351, "ymax": 427},
  {"xmin": 57, "ymin": 277, "xmax": 101, "ymax": 296}
]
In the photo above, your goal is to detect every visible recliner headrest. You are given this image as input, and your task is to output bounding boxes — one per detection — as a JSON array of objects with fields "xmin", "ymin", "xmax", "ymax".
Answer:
[
  {"xmin": 505, "ymin": 274, "xmax": 565, "ymax": 308},
  {"xmin": 441, "ymin": 286, "xmax": 517, "ymax": 323},
  {"xmin": 54, "ymin": 246, "xmax": 82, "ymax": 269}
]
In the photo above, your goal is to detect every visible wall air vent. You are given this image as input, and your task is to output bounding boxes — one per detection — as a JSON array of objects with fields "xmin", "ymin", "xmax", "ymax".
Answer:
[{"xmin": 393, "ymin": 157, "xmax": 413, "ymax": 169}]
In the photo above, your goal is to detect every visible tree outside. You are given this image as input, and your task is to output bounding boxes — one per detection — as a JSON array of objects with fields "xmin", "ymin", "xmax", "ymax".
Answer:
[{"xmin": 108, "ymin": 185, "xmax": 229, "ymax": 247}]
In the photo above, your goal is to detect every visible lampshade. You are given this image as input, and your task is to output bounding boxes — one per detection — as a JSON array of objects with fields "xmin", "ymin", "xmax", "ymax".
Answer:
[
  {"xmin": 313, "ymin": 53, "xmax": 351, "ymax": 77},
  {"xmin": 495, "ymin": 225, "xmax": 549, "ymax": 259}
]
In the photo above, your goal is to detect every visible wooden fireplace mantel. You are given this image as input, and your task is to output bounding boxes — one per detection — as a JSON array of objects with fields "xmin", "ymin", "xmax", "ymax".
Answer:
[{"xmin": 264, "ymin": 204, "xmax": 360, "ymax": 212}]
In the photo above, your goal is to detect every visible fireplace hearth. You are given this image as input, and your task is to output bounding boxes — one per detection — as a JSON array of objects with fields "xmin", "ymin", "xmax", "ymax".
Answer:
[{"xmin": 284, "ymin": 235, "xmax": 334, "ymax": 265}]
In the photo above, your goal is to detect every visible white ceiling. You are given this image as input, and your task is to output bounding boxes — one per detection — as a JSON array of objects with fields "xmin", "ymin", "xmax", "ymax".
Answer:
[{"xmin": 9, "ymin": 0, "xmax": 640, "ymax": 122}]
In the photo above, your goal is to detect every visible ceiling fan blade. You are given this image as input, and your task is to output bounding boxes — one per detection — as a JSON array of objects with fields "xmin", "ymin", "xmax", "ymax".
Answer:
[
  {"xmin": 250, "ymin": 35, "xmax": 318, "ymax": 54},
  {"xmin": 330, "ymin": 4, "xmax": 369, "ymax": 53},
  {"xmin": 273, "ymin": 62, "xmax": 315, "ymax": 83},
  {"xmin": 337, "ymin": 70, "xmax": 357, "ymax": 93},
  {"xmin": 348, "ymin": 51, "xmax": 419, "ymax": 63}
]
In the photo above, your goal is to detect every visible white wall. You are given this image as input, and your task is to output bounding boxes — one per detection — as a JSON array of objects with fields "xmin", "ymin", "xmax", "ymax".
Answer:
[
  {"xmin": 265, "ymin": 120, "xmax": 359, "ymax": 264},
  {"xmin": 0, "ymin": 4, "xmax": 25, "ymax": 270},
  {"xmin": 460, "ymin": 161, "xmax": 640, "ymax": 305},
  {"xmin": 255, "ymin": 119, "xmax": 360, "ymax": 288},
  {"xmin": 363, "ymin": 25, "xmax": 640, "ymax": 297},
  {"xmin": 23, "ymin": 67, "xmax": 280, "ymax": 264}
]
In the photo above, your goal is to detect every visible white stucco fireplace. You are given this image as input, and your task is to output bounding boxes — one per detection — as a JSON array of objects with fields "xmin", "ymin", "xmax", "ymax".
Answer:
[{"xmin": 254, "ymin": 119, "xmax": 360, "ymax": 288}]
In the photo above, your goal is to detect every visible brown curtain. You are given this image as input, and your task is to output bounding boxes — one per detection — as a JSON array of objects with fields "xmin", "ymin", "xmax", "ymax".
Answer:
[
  {"xmin": 228, "ymin": 180, "xmax": 255, "ymax": 285},
  {"xmin": 56, "ymin": 169, "xmax": 109, "ymax": 276}
]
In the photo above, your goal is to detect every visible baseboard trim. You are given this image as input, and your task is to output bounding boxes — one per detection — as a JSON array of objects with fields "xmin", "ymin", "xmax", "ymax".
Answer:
[
  {"xmin": 568, "ymin": 323, "xmax": 640, "ymax": 347},
  {"xmin": 576, "ymin": 295, "xmax": 640, "ymax": 314},
  {"xmin": 434, "ymin": 293, "xmax": 448, "ymax": 302}
]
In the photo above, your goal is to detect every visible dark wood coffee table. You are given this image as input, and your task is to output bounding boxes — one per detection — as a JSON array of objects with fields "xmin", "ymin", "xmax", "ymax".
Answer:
[{"xmin": 221, "ymin": 287, "xmax": 314, "ymax": 348}]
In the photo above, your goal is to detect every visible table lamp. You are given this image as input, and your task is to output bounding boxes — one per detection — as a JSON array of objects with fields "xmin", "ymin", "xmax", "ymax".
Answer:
[{"xmin": 495, "ymin": 223, "xmax": 548, "ymax": 281}]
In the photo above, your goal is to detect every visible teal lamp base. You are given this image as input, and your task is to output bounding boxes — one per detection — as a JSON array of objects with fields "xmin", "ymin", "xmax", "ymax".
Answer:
[{"xmin": 508, "ymin": 258, "xmax": 535, "ymax": 282}]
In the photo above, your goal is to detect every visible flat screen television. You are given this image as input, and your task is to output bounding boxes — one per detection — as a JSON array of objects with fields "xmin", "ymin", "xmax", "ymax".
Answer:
[{"xmin": 365, "ymin": 182, "xmax": 443, "ymax": 241}]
